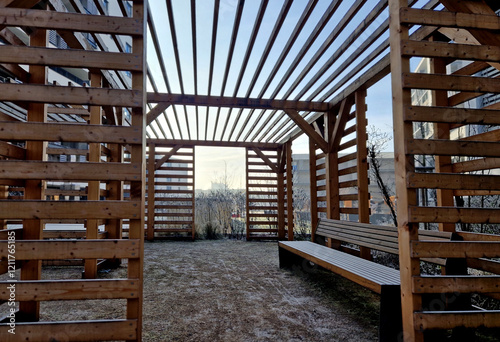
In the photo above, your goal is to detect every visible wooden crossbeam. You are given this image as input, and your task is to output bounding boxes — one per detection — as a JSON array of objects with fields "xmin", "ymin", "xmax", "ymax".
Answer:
[
  {"xmin": 329, "ymin": 97, "xmax": 354, "ymax": 151},
  {"xmin": 252, "ymin": 147, "xmax": 278, "ymax": 174},
  {"xmin": 154, "ymin": 145, "xmax": 182, "ymax": 170},
  {"xmin": 147, "ymin": 93, "xmax": 331, "ymax": 112},
  {"xmin": 147, "ymin": 102, "xmax": 171, "ymax": 126},
  {"xmin": 285, "ymin": 109, "xmax": 328, "ymax": 152}
]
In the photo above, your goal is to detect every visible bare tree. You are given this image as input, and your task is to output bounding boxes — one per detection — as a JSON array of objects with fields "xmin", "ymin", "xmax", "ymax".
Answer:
[{"xmin": 367, "ymin": 126, "xmax": 397, "ymax": 227}]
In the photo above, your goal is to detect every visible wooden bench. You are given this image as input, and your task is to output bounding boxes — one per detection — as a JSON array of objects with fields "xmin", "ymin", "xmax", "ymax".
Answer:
[{"xmin": 278, "ymin": 218, "xmax": 453, "ymax": 342}]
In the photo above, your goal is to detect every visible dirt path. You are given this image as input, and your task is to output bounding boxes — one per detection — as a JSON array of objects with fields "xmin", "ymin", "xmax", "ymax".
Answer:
[{"xmin": 143, "ymin": 240, "xmax": 378, "ymax": 341}]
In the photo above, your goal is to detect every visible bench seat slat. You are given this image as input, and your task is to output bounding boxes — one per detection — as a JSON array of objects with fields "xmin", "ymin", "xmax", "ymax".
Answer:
[{"xmin": 279, "ymin": 241, "xmax": 400, "ymax": 293}]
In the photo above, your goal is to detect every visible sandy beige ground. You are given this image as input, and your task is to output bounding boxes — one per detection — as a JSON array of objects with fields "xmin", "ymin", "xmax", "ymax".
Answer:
[{"xmin": 34, "ymin": 239, "xmax": 380, "ymax": 341}]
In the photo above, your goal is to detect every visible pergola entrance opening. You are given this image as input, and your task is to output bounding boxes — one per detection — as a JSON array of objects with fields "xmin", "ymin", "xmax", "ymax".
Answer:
[{"xmin": 145, "ymin": 141, "xmax": 294, "ymax": 241}]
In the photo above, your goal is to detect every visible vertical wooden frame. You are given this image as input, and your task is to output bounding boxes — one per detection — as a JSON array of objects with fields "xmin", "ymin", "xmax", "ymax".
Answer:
[
  {"xmin": 389, "ymin": 0, "xmax": 422, "ymax": 341},
  {"xmin": 308, "ymin": 139, "xmax": 318, "ymax": 240},
  {"xmin": 285, "ymin": 141, "xmax": 294, "ymax": 241},
  {"xmin": 19, "ymin": 19, "xmax": 48, "ymax": 321},
  {"xmin": 147, "ymin": 143, "xmax": 156, "ymax": 241},
  {"xmin": 192, "ymin": 147, "xmax": 196, "ymax": 240},
  {"xmin": 84, "ymin": 72, "xmax": 103, "ymax": 279},
  {"xmin": 355, "ymin": 89, "xmax": 371, "ymax": 260},
  {"xmin": 277, "ymin": 147, "xmax": 285, "ymax": 240},
  {"xmin": 128, "ymin": 1, "xmax": 147, "ymax": 339},
  {"xmin": 245, "ymin": 147, "xmax": 251, "ymax": 240},
  {"xmin": 430, "ymin": 55, "xmax": 454, "ymax": 233}
]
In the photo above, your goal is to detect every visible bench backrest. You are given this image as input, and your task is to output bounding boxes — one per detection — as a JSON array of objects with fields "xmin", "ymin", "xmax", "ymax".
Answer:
[{"xmin": 315, "ymin": 218, "xmax": 452, "ymax": 257}]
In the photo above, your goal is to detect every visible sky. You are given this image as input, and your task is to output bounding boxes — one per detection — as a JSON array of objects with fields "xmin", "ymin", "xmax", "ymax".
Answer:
[{"xmin": 146, "ymin": 0, "xmax": 404, "ymax": 189}]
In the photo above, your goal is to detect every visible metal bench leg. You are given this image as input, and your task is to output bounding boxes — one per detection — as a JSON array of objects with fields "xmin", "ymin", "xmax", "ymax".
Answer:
[{"xmin": 379, "ymin": 285, "xmax": 402, "ymax": 342}]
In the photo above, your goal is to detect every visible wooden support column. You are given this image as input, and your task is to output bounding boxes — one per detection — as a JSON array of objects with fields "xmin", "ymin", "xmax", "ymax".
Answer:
[
  {"xmin": 326, "ymin": 109, "xmax": 340, "ymax": 222},
  {"xmin": 19, "ymin": 21, "xmax": 48, "ymax": 322},
  {"xmin": 309, "ymin": 139, "xmax": 318, "ymax": 241},
  {"xmin": 0, "ymin": 185, "xmax": 7, "ymax": 229},
  {"xmin": 84, "ymin": 72, "xmax": 103, "ymax": 279},
  {"xmin": 431, "ymin": 55, "xmax": 455, "ymax": 233},
  {"xmin": 285, "ymin": 141, "xmax": 294, "ymax": 241},
  {"xmin": 245, "ymin": 147, "xmax": 250, "ymax": 241},
  {"xmin": 105, "ymin": 109, "xmax": 124, "ymax": 267},
  {"xmin": 389, "ymin": 0, "xmax": 422, "ymax": 341},
  {"xmin": 128, "ymin": 1, "xmax": 147, "ymax": 339},
  {"xmin": 355, "ymin": 89, "xmax": 371, "ymax": 260},
  {"xmin": 277, "ymin": 146, "xmax": 285, "ymax": 240},
  {"xmin": 191, "ymin": 147, "xmax": 196, "ymax": 240},
  {"xmin": 147, "ymin": 143, "xmax": 155, "ymax": 241}
]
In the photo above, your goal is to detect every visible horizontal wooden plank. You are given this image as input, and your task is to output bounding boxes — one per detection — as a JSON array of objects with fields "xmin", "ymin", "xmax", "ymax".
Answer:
[
  {"xmin": 338, "ymin": 138, "xmax": 357, "ymax": 151},
  {"xmin": 407, "ymin": 139, "xmax": 500, "ymax": 157},
  {"xmin": 413, "ymin": 275, "xmax": 500, "ymax": 294},
  {"xmin": 0, "ymin": 161, "xmax": 140, "ymax": 181},
  {"xmin": 402, "ymin": 39, "xmax": 500, "ymax": 62},
  {"xmin": 154, "ymin": 221, "xmax": 192, "ymax": 225},
  {"xmin": 0, "ymin": 279, "xmax": 139, "ymax": 301},
  {"xmin": 42, "ymin": 230, "xmax": 107, "ymax": 239},
  {"xmin": 0, "ymin": 45, "xmax": 141, "ymax": 71},
  {"xmin": 248, "ymin": 221, "xmax": 278, "ymax": 226},
  {"xmin": 407, "ymin": 172, "xmax": 500, "ymax": 191},
  {"xmin": 0, "ymin": 239, "xmax": 140, "ymax": 260},
  {"xmin": 0, "ymin": 7, "xmax": 142, "ymax": 35},
  {"xmin": 339, "ymin": 166, "xmax": 357, "ymax": 176},
  {"xmin": 409, "ymin": 206, "xmax": 500, "ymax": 224},
  {"xmin": 404, "ymin": 106, "xmax": 500, "ymax": 125},
  {"xmin": 0, "ymin": 141, "xmax": 25, "ymax": 159},
  {"xmin": 248, "ymin": 213, "xmax": 278, "ymax": 218},
  {"xmin": 248, "ymin": 228, "xmax": 278, "ymax": 232},
  {"xmin": 248, "ymin": 206, "xmax": 277, "ymax": 211},
  {"xmin": 0, "ymin": 200, "xmax": 140, "ymax": 219},
  {"xmin": 339, "ymin": 208, "xmax": 361, "ymax": 214},
  {"xmin": 147, "ymin": 93, "xmax": 331, "ymax": 112},
  {"xmin": 452, "ymin": 158, "xmax": 500, "ymax": 173},
  {"xmin": 156, "ymin": 213, "xmax": 193, "ymax": 217},
  {"xmin": 412, "ymin": 241, "xmax": 500, "ymax": 258},
  {"xmin": 0, "ymin": 319, "xmax": 137, "ymax": 342},
  {"xmin": 400, "ymin": 7, "xmax": 500, "ymax": 31},
  {"xmin": 0, "ymin": 122, "xmax": 142, "ymax": 144},
  {"xmin": 454, "ymin": 190, "xmax": 500, "ymax": 196},
  {"xmin": 49, "ymin": 106, "xmax": 90, "ymax": 116},
  {"xmin": 457, "ymin": 232, "xmax": 500, "ymax": 242},
  {"xmin": 403, "ymin": 73, "xmax": 500, "ymax": 93},
  {"xmin": 246, "ymin": 183, "xmax": 278, "ymax": 189},
  {"xmin": 338, "ymin": 152, "xmax": 357, "ymax": 164},
  {"xmin": 0, "ymin": 83, "xmax": 142, "ymax": 107},
  {"xmin": 414, "ymin": 311, "xmax": 500, "ymax": 330}
]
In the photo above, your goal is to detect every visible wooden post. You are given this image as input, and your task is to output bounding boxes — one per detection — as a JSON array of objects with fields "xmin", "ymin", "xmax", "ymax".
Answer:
[
  {"xmin": 127, "ymin": 1, "xmax": 147, "ymax": 340},
  {"xmin": 309, "ymin": 139, "xmax": 318, "ymax": 241},
  {"xmin": 106, "ymin": 109, "xmax": 124, "ymax": 267},
  {"xmin": 19, "ymin": 21, "xmax": 48, "ymax": 322},
  {"xmin": 355, "ymin": 89, "xmax": 371, "ymax": 260},
  {"xmin": 286, "ymin": 141, "xmax": 294, "ymax": 241},
  {"xmin": 0, "ymin": 185, "xmax": 7, "ymax": 230},
  {"xmin": 389, "ymin": 0, "xmax": 423, "ymax": 341},
  {"xmin": 431, "ymin": 54, "xmax": 455, "ymax": 233},
  {"xmin": 84, "ymin": 72, "xmax": 103, "ymax": 279},
  {"xmin": 147, "ymin": 143, "xmax": 156, "ymax": 241},
  {"xmin": 245, "ymin": 147, "xmax": 250, "ymax": 240},
  {"xmin": 277, "ymin": 146, "xmax": 285, "ymax": 240},
  {"xmin": 191, "ymin": 146, "xmax": 196, "ymax": 240}
]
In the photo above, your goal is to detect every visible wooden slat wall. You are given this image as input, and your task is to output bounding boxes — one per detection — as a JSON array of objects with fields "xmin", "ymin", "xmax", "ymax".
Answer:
[
  {"xmin": 0, "ymin": 1, "xmax": 146, "ymax": 341},
  {"xmin": 146, "ymin": 144, "xmax": 195, "ymax": 240},
  {"xmin": 390, "ymin": 0, "xmax": 500, "ymax": 340},
  {"xmin": 246, "ymin": 147, "xmax": 289, "ymax": 240}
]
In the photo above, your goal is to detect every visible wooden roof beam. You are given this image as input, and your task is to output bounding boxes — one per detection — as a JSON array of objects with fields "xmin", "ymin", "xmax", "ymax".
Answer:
[
  {"xmin": 148, "ymin": 139, "xmax": 280, "ymax": 149},
  {"xmin": 147, "ymin": 93, "xmax": 330, "ymax": 112}
]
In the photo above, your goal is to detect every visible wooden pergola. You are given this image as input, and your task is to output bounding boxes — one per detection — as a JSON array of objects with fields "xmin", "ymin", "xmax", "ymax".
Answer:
[{"xmin": 1, "ymin": 0, "xmax": 500, "ymax": 341}]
